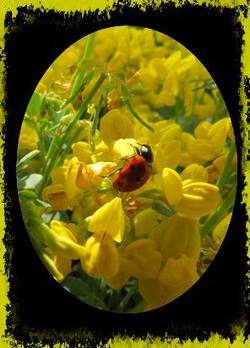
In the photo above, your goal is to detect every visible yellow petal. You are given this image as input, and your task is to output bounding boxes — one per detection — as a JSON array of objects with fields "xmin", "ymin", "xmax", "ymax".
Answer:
[
  {"xmin": 76, "ymin": 162, "xmax": 94, "ymax": 189},
  {"xmin": 139, "ymin": 278, "xmax": 169, "ymax": 308},
  {"xmin": 187, "ymin": 138, "xmax": 215, "ymax": 164},
  {"xmin": 134, "ymin": 208, "xmax": 162, "ymax": 237},
  {"xmin": 155, "ymin": 140, "xmax": 181, "ymax": 172},
  {"xmin": 150, "ymin": 215, "xmax": 200, "ymax": 263},
  {"xmin": 54, "ymin": 255, "xmax": 72, "ymax": 280},
  {"xmin": 81, "ymin": 233, "xmax": 119, "ymax": 279},
  {"xmin": 64, "ymin": 157, "xmax": 81, "ymax": 200},
  {"xmin": 105, "ymin": 256, "xmax": 137, "ymax": 289},
  {"xmin": 212, "ymin": 213, "xmax": 232, "ymax": 245},
  {"xmin": 194, "ymin": 121, "xmax": 211, "ymax": 139},
  {"xmin": 30, "ymin": 217, "xmax": 86, "ymax": 260},
  {"xmin": 50, "ymin": 166, "xmax": 67, "ymax": 184},
  {"xmin": 50, "ymin": 220, "xmax": 77, "ymax": 242},
  {"xmin": 177, "ymin": 181, "xmax": 221, "ymax": 219},
  {"xmin": 41, "ymin": 252, "xmax": 65, "ymax": 282},
  {"xmin": 158, "ymin": 254, "xmax": 199, "ymax": 304},
  {"xmin": 42, "ymin": 184, "xmax": 70, "ymax": 210},
  {"xmin": 125, "ymin": 239, "xmax": 162, "ymax": 279},
  {"xmin": 72, "ymin": 141, "xmax": 92, "ymax": 163},
  {"xmin": 18, "ymin": 123, "xmax": 39, "ymax": 151},
  {"xmin": 181, "ymin": 163, "xmax": 208, "ymax": 182},
  {"xmin": 112, "ymin": 138, "xmax": 137, "ymax": 160},
  {"xmin": 100, "ymin": 109, "xmax": 134, "ymax": 145},
  {"xmin": 88, "ymin": 197, "xmax": 125, "ymax": 242},
  {"xmin": 162, "ymin": 168, "xmax": 183, "ymax": 206}
]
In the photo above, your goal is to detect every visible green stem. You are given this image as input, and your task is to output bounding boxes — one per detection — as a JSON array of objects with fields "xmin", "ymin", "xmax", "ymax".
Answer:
[
  {"xmin": 216, "ymin": 141, "xmax": 236, "ymax": 190},
  {"xmin": 126, "ymin": 100, "xmax": 154, "ymax": 132},
  {"xmin": 118, "ymin": 281, "xmax": 138, "ymax": 311},
  {"xmin": 39, "ymin": 73, "xmax": 106, "ymax": 194},
  {"xmin": 56, "ymin": 126, "xmax": 82, "ymax": 166},
  {"xmin": 121, "ymin": 85, "xmax": 153, "ymax": 132},
  {"xmin": 200, "ymin": 187, "xmax": 236, "ymax": 237},
  {"xmin": 65, "ymin": 32, "xmax": 96, "ymax": 107}
]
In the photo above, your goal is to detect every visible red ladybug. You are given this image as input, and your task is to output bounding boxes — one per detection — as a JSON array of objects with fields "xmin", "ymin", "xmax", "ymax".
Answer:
[{"xmin": 112, "ymin": 144, "xmax": 153, "ymax": 192}]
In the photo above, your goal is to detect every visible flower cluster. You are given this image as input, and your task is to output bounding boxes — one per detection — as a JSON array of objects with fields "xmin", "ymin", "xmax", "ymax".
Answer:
[{"xmin": 17, "ymin": 26, "xmax": 236, "ymax": 312}]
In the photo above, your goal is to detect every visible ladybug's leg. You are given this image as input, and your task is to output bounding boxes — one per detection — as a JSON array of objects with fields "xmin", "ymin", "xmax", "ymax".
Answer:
[
  {"xmin": 120, "ymin": 191, "xmax": 130, "ymax": 203},
  {"xmin": 100, "ymin": 166, "xmax": 121, "ymax": 178}
]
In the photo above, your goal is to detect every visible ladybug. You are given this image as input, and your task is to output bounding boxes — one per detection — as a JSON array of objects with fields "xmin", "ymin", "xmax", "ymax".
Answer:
[{"xmin": 112, "ymin": 144, "xmax": 153, "ymax": 192}]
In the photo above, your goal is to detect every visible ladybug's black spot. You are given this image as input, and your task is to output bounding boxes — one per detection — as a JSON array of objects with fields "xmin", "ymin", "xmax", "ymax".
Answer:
[
  {"xmin": 136, "ymin": 176, "xmax": 141, "ymax": 182},
  {"xmin": 130, "ymin": 164, "xmax": 136, "ymax": 171}
]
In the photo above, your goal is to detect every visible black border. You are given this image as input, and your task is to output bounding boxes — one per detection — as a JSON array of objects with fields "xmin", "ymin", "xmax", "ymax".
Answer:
[{"xmin": 3, "ymin": 3, "xmax": 248, "ymax": 346}]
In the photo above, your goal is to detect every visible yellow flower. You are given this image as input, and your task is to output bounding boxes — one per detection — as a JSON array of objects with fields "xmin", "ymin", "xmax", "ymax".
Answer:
[
  {"xmin": 55, "ymin": 220, "xmax": 85, "ymax": 245},
  {"xmin": 50, "ymin": 166, "xmax": 67, "ymax": 184},
  {"xmin": 180, "ymin": 118, "xmax": 233, "ymax": 166},
  {"xmin": 124, "ymin": 239, "xmax": 162, "ymax": 279},
  {"xmin": 162, "ymin": 168, "xmax": 183, "ymax": 206},
  {"xmin": 41, "ymin": 251, "xmax": 69, "ymax": 282},
  {"xmin": 162, "ymin": 168, "xmax": 221, "ymax": 219},
  {"xmin": 150, "ymin": 215, "xmax": 200, "ymax": 263},
  {"xmin": 185, "ymin": 138, "xmax": 216, "ymax": 165},
  {"xmin": 212, "ymin": 213, "xmax": 232, "ymax": 246},
  {"xmin": 64, "ymin": 157, "xmax": 83, "ymax": 200},
  {"xmin": 22, "ymin": 202, "xmax": 85, "ymax": 281},
  {"xmin": 72, "ymin": 192, "xmax": 99, "ymax": 222},
  {"xmin": 159, "ymin": 255, "xmax": 198, "ymax": 296},
  {"xmin": 154, "ymin": 121, "xmax": 182, "ymax": 144},
  {"xmin": 52, "ymin": 45, "xmax": 80, "ymax": 72},
  {"xmin": 207, "ymin": 150, "xmax": 237, "ymax": 183},
  {"xmin": 111, "ymin": 138, "xmax": 137, "ymax": 160},
  {"xmin": 26, "ymin": 213, "xmax": 86, "ymax": 262},
  {"xmin": 18, "ymin": 123, "xmax": 39, "ymax": 152},
  {"xmin": 72, "ymin": 141, "xmax": 92, "ymax": 163},
  {"xmin": 154, "ymin": 139, "xmax": 182, "ymax": 172},
  {"xmin": 107, "ymin": 238, "xmax": 162, "ymax": 289},
  {"xmin": 195, "ymin": 94, "xmax": 217, "ymax": 119},
  {"xmin": 86, "ymin": 162, "xmax": 116, "ymax": 186},
  {"xmin": 76, "ymin": 161, "xmax": 116, "ymax": 189},
  {"xmin": 35, "ymin": 82, "xmax": 47, "ymax": 94},
  {"xmin": 139, "ymin": 254, "xmax": 198, "ymax": 309},
  {"xmin": 134, "ymin": 208, "xmax": 162, "ymax": 237},
  {"xmin": 48, "ymin": 220, "xmax": 86, "ymax": 259},
  {"xmin": 81, "ymin": 232, "xmax": 119, "ymax": 279},
  {"xmin": 100, "ymin": 109, "xmax": 134, "ymax": 145},
  {"xmin": 88, "ymin": 197, "xmax": 125, "ymax": 243},
  {"xmin": 105, "ymin": 256, "xmax": 137, "ymax": 289},
  {"xmin": 181, "ymin": 163, "xmax": 208, "ymax": 182},
  {"xmin": 42, "ymin": 184, "xmax": 80, "ymax": 210}
]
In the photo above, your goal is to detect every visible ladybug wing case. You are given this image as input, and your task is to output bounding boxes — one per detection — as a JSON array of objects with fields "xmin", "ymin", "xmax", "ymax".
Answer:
[{"xmin": 112, "ymin": 156, "xmax": 152, "ymax": 192}]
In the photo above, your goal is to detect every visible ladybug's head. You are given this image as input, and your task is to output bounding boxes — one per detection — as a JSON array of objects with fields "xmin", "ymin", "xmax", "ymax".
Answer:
[{"xmin": 140, "ymin": 144, "xmax": 153, "ymax": 163}]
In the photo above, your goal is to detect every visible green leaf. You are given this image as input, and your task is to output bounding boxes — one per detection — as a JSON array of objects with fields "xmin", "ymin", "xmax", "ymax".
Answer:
[
  {"xmin": 216, "ymin": 140, "xmax": 236, "ymax": 190},
  {"xmin": 62, "ymin": 276, "xmax": 93, "ymax": 299},
  {"xmin": 121, "ymin": 85, "xmax": 154, "ymax": 132},
  {"xmin": 151, "ymin": 199, "xmax": 175, "ymax": 217},
  {"xmin": 18, "ymin": 189, "xmax": 51, "ymax": 208},
  {"xmin": 19, "ymin": 189, "xmax": 38, "ymax": 201},
  {"xmin": 128, "ymin": 300, "xmax": 145, "ymax": 313},
  {"xmin": 21, "ymin": 174, "xmax": 43, "ymax": 190},
  {"xmin": 200, "ymin": 187, "xmax": 236, "ymax": 237},
  {"xmin": 26, "ymin": 92, "xmax": 44, "ymax": 117},
  {"xmin": 136, "ymin": 189, "xmax": 162, "ymax": 199},
  {"xmin": 64, "ymin": 69, "xmax": 96, "ymax": 107},
  {"xmin": 64, "ymin": 32, "xmax": 96, "ymax": 107},
  {"xmin": 16, "ymin": 149, "xmax": 40, "ymax": 171}
]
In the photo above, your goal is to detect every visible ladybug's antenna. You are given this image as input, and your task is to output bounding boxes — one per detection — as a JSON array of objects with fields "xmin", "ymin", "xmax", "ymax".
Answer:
[
  {"xmin": 127, "ymin": 143, "xmax": 140, "ymax": 156},
  {"xmin": 134, "ymin": 146, "xmax": 140, "ymax": 155}
]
